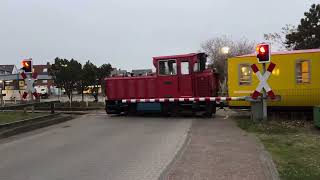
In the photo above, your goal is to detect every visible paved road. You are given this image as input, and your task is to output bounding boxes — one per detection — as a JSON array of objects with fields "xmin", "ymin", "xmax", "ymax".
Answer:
[{"xmin": 0, "ymin": 113, "xmax": 192, "ymax": 180}]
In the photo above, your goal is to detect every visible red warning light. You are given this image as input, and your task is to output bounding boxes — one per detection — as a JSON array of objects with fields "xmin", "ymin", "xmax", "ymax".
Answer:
[
  {"xmin": 21, "ymin": 59, "xmax": 32, "ymax": 72},
  {"xmin": 256, "ymin": 43, "xmax": 270, "ymax": 63}
]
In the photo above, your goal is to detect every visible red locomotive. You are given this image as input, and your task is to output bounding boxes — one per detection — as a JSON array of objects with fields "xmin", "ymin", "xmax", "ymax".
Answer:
[{"xmin": 105, "ymin": 53, "xmax": 220, "ymax": 116}]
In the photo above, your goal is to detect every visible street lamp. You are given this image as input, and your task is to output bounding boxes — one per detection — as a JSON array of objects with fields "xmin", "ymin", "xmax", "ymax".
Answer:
[
  {"xmin": 221, "ymin": 46, "xmax": 230, "ymax": 54},
  {"xmin": 220, "ymin": 46, "xmax": 230, "ymax": 96}
]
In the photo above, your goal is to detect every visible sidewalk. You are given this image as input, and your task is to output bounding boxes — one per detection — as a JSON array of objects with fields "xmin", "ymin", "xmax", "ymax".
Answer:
[{"xmin": 164, "ymin": 110, "xmax": 279, "ymax": 180}]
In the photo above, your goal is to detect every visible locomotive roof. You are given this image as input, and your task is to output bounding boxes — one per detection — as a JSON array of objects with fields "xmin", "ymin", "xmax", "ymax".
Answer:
[
  {"xmin": 153, "ymin": 53, "xmax": 204, "ymax": 60},
  {"xmin": 235, "ymin": 48, "xmax": 320, "ymax": 58}
]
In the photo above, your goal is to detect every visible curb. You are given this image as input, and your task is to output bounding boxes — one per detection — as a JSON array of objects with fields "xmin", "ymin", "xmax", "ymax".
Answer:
[
  {"xmin": 249, "ymin": 133, "xmax": 280, "ymax": 180},
  {"xmin": 35, "ymin": 107, "xmax": 104, "ymax": 111},
  {"xmin": 0, "ymin": 115, "xmax": 73, "ymax": 139},
  {"xmin": 158, "ymin": 119, "xmax": 193, "ymax": 180},
  {"xmin": 0, "ymin": 113, "xmax": 61, "ymax": 130}
]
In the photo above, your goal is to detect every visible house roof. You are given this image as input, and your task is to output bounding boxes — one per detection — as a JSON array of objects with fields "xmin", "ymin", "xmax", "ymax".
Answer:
[
  {"xmin": 0, "ymin": 66, "xmax": 6, "ymax": 72},
  {"xmin": 0, "ymin": 65, "xmax": 15, "ymax": 73},
  {"xmin": 235, "ymin": 48, "xmax": 320, "ymax": 58}
]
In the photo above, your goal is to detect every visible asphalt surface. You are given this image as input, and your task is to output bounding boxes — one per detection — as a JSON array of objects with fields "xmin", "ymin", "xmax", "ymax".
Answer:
[{"xmin": 0, "ymin": 113, "xmax": 192, "ymax": 180}]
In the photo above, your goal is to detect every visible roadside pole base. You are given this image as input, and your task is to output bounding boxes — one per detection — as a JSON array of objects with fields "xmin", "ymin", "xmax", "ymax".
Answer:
[{"xmin": 250, "ymin": 101, "xmax": 263, "ymax": 121}]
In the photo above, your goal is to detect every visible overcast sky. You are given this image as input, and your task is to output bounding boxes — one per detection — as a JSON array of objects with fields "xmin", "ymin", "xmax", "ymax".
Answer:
[{"xmin": 0, "ymin": 0, "xmax": 318, "ymax": 70}]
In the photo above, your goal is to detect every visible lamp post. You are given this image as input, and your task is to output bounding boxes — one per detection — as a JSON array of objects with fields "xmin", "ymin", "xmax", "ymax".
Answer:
[{"xmin": 221, "ymin": 46, "xmax": 230, "ymax": 96}]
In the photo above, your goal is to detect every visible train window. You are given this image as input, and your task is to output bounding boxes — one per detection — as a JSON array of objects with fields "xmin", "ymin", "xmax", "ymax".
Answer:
[
  {"xmin": 159, "ymin": 60, "xmax": 177, "ymax": 75},
  {"xmin": 181, "ymin": 61, "xmax": 190, "ymax": 75},
  {"xmin": 296, "ymin": 60, "xmax": 311, "ymax": 84},
  {"xmin": 239, "ymin": 64, "xmax": 252, "ymax": 85},
  {"xmin": 193, "ymin": 62, "xmax": 199, "ymax": 72},
  {"xmin": 199, "ymin": 54, "xmax": 207, "ymax": 71}
]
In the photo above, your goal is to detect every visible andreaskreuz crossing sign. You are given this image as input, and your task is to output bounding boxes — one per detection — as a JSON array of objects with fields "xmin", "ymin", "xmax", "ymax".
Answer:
[
  {"xmin": 20, "ymin": 72, "xmax": 39, "ymax": 99},
  {"xmin": 251, "ymin": 62, "xmax": 276, "ymax": 99}
]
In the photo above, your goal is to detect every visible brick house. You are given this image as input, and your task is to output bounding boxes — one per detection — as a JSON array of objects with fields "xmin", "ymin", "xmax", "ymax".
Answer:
[{"xmin": 32, "ymin": 63, "xmax": 54, "ymax": 94}]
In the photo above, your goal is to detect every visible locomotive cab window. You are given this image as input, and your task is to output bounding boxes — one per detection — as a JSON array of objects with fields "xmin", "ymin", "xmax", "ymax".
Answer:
[
  {"xmin": 296, "ymin": 60, "xmax": 311, "ymax": 83},
  {"xmin": 159, "ymin": 59, "xmax": 177, "ymax": 75},
  {"xmin": 193, "ymin": 62, "xmax": 199, "ymax": 72},
  {"xmin": 181, "ymin": 61, "xmax": 190, "ymax": 75},
  {"xmin": 239, "ymin": 64, "xmax": 252, "ymax": 85}
]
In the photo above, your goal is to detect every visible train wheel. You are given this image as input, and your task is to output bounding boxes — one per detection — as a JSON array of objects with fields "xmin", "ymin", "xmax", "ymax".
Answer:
[
  {"xmin": 161, "ymin": 103, "xmax": 170, "ymax": 116},
  {"xmin": 171, "ymin": 103, "xmax": 180, "ymax": 117},
  {"xmin": 212, "ymin": 102, "xmax": 217, "ymax": 115},
  {"xmin": 128, "ymin": 104, "xmax": 137, "ymax": 115}
]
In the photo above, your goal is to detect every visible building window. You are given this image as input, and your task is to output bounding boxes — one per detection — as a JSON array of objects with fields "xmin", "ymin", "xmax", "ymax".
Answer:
[
  {"xmin": 159, "ymin": 59, "xmax": 177, "ymax": 75},
  {"xmin": 296, "ymin": 60, "xmax": 311, "ymax": 83},
  {"xmin": 181, "ymin": 61, "xmax": 190, "ymax": 75},
  {"xmin": 239, "ymin": 64, "xmax": 252, "ymax": 85},
  {"xmin": 43, "ymin": 68, "xmax": 48, "ymax": 72}
]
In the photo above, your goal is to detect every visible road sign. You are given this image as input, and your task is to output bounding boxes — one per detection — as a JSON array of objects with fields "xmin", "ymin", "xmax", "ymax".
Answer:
[
  {"xmin": 251, "ymin": 62, "xmax": 276, "ymax": 99},
  {"xmin": 20, "ymin": 72, "xmax": 38, "ymax": 99}
]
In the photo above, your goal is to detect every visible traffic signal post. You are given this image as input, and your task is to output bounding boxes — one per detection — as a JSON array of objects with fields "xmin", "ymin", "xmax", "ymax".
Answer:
[
  {"xmin": 258, "ymin": 43, "xmax": 270, "ymax": 121},
  {"xmin": 262, "ymin": 63, "xmax": 267, "ymax": 121},
  {"xmin": 249, "ymin": 43, "xmax": 275, "ymax": 121}
]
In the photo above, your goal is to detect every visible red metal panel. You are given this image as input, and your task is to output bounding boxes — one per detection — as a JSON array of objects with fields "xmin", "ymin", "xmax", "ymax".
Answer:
[
  {"xmin": 157, "ymin": 76, "xmax": 179, "ymax": 98},
  {"xmin": 137, "ymin": 79, "xmax": 145, "ymax": 98},
  {"xmin": 128, "ymin": 80, "xmax": 136, "ymax": 98},
  {"xmin": 106, "ymin": 79, "xmax": 116, "ymax": 99},
  {"xmin": 179, "ymin": 75, "xmax": 193, "ymax": 96},
  {"xmin": 147, "ymin": 78, "xmax": 156, "ymax": 98},
  {"xmin": 116, "ymin": 80, "xmax": 125, "ymax": 98}
]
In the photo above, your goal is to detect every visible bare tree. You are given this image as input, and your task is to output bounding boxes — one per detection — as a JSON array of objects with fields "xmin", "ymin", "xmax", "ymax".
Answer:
[
  {"xmin": 201, "ymin": 35, "xmax": 255, "ymax": 81},
  {"xmin": 264, "ymin": 24, "xmax": 296, "ymax": 50}
]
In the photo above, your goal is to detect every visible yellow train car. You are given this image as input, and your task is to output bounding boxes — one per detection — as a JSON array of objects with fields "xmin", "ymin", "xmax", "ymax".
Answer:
[{"xmin": 228, "ymin": 49, "xmax": 320, "ymax": 109}]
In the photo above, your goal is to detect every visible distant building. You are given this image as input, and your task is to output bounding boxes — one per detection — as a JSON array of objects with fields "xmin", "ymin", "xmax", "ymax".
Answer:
[
  {"xmin": 33, "ymin": 63, "xmax": 54, "ymax": 94},
  {"xmin": 0, "ymin": 65, "xmax": 18, "ymax": 74},
  {"xmin": 131, "ymin": 69, "xmax": 152, "ymax": 76},
  {"xmin": 0, "ymin": 66, "xmax": 9, "ymax": 75},
  {"xmin": 111, "ymin": 68, "xmax": 128, "ymax": 76},
  {"xmin": 0, "ymin": 65, "xmax": 19, "ymax": 92}
]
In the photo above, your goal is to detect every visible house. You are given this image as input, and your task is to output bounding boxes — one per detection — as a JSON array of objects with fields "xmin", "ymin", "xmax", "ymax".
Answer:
[
  {"xmin": 33, "ymin": 63, "xmax": 54, "ymax": 95},
  {"xmin": 0, "ymin": 65, "xmax": 18, "ymax": 74},
  {"xmin": 111, "ymin": 68, "xmax": 128, "ymax": 76},
  {"xmin": 131, "ymin": 69, "xmax": 152, "ymax": 76},
  {"xmin": 0, "ymin": 65, "xmax": 19, "ymax": 92},
  {"xmin": 0, "ymin": 66, "xmax": 9, "ymax": 75}
]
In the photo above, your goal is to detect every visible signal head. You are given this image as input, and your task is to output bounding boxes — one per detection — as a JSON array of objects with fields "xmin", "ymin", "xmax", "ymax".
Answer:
[
  {"xmin": 256, "ymin": 43, "xmax": 270, "ymax": 63},
  {"xmin": 22, "ymin": 59, "xmax": 32, "ymax": 72}
]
